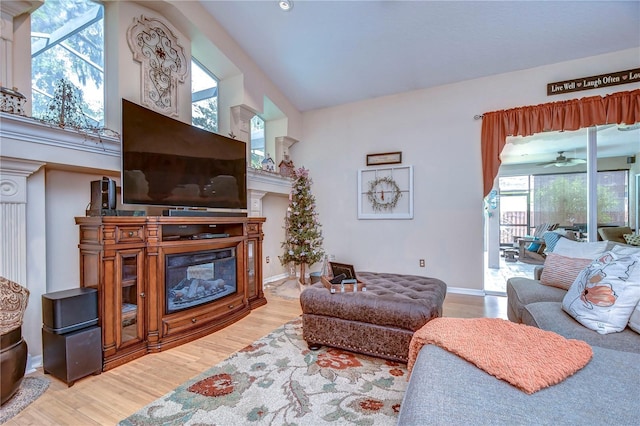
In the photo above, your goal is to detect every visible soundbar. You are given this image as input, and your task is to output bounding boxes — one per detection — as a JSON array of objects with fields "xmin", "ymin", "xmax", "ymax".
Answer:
[
  {"xmin": 163, "ymin": 209, "xmax": 248, "ymax": 217},
  {"xmin": 86, "ymin": 209, "xmax": 145, "ymax": 217}
]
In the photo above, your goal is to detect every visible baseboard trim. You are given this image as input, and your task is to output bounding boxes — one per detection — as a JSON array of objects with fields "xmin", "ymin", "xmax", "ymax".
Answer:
[
  {"xmin": 446, "ymin": 287, "xmax": 486, "ymax": 297},
  {"xmin": 264, "ymin": 273, "xmax": 289, "ymax": 284},
  {"xmin": 27, "ymin": 354, "xmax": 43, "ymax": 374}
]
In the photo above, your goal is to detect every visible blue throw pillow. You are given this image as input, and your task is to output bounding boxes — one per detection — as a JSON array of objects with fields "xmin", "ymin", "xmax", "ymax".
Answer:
[
  {"xmin": 543, "ymin": 231, "xmax": 562, "ymax": 252},
  {"xmin": 527, "ymin": 240, "xmax": 541, "ymax": 252}
]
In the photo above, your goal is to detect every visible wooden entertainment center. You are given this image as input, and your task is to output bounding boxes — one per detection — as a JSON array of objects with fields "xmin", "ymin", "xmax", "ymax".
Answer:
[{"xmin": 75, "ymin": 216, "xmax": 266, "ymax": 371}]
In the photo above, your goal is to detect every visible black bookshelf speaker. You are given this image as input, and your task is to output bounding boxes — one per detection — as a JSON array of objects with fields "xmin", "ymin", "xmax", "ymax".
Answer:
[
  {"xmin": 91, "ymin": 177, "xmax": 116, "ymax": 210},
  {"xmin": 42, "ymin": 288, "xmax": 98, "ymax": 334}
]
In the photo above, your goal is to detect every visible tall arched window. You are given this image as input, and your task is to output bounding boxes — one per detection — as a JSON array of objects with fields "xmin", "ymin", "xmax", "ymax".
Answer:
[
  {"xmin": 250, "ymin": 115, "xmax": 265, "ymax": 168},
  {"xmin": 31, "ymin": 0, "xmax": 104, "ymax": 126},
  {"xmin": 191, "ymin": 59, "xmax": 218, "ymax": 133}
]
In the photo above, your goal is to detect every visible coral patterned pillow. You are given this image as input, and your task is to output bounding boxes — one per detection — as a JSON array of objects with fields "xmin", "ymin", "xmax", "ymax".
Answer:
[
  {"xmin": 562, "ymin": 251, "xmax": 640, "ymax": 334},
  {"xmin": 623, "ymin": 233, "xmax": 640, "ymax": 246},
  {"xmin": 540, "ymin": 253, "xmax": 592, "ymax": 290}
]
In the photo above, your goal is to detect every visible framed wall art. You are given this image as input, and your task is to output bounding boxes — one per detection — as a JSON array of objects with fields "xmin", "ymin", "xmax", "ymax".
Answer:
[{"xmin": 358, "ymin": 165, "xmax": 413, "ymax": 219}]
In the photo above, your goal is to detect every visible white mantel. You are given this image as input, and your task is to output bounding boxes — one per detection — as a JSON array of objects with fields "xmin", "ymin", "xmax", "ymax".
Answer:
[{"xmin": 1, "ymin": 111, "xmax": 292, "ymax": 192}]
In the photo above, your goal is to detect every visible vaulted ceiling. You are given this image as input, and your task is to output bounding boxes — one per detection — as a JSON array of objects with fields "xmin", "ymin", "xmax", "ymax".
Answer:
[
  {"xmin": 201, "ymin": 1, "xmax": 639, "ymax": 112},
  {"xmin": 200, "ymin": 1, "xmax": 640, "ymax": 163}
]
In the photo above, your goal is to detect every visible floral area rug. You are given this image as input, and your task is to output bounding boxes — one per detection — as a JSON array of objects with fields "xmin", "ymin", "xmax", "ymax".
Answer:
[
  {"xmin": 119, "ymin": 318, "xmax": 407, "ymax": 425},
  {"xmin": 0, "ymin": 377, "xmax": 50, "ymax": 424}
]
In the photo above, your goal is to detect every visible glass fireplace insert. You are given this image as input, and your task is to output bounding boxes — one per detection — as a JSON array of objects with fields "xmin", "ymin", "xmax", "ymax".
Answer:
[{"xmin": 165, "ymin": 247, "xmax": 237, "ymax": 314}]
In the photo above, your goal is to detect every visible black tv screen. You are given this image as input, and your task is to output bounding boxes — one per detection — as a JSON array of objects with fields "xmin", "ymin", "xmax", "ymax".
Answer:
[{"xmin": 121, "ymin": 99, "xmax": 247, "ymax": 211}]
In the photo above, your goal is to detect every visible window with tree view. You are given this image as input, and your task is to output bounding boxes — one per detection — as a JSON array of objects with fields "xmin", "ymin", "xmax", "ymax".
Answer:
[
  {"xmin": 532, "ymin": 171, "xmax": 628, "ymax": 228},
  {"xmin": 191, "ymin": 59, "xmax": 218, "ymax": 133},
  {"xmin": 31, "ymin": 0, "xmax": 104, "ymax": 126},
  {"xmin": 499, "ymin": 170, "xmax": 628, "ymax": 243},
  {"xmin": 250, "ymin": 116, "xmax": 265, "ymax": 169}
]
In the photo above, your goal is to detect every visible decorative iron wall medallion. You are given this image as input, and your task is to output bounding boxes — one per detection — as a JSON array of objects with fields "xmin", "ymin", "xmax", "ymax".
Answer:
[{"xmin": 127, "ymin": 16, "xmax": 187, "ymax": 116}]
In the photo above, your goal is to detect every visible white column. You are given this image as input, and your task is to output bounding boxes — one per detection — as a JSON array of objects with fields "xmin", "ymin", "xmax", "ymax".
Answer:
[
  {"xmin": 0, "ymin": 1, "xmax": 42, "ymax": 88},
  {"xmin": 230, "ymin": 104, "xmax": 256, "ymax": 143},
  {"xmin": 0, "ymin": 157, "xmax": 44, "ymax": 283},
  {"xmin": 230, "ymin": 105, "xmax": 257, "ymax": 175},
  {"xmin": 275, "ymin": 136, "xmax": 298, "ymax": 166},
  {"xmin": 587, "ymin": 126, "xmax": 598, "ymax": 242},
  {"xmin": 248, "ymin": 189, "xmax": 267, "ymax": 217},
  {"xmin": 0, "ymin": 10, "xmax": 13, "ymax": 87}
]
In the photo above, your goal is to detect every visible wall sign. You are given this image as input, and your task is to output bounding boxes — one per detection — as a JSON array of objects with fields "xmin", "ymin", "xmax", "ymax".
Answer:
[
  {"xmin": 547, "ymin": 68, "xmax": 640, "ymax": 96},
  {"xmin": 366, "ymin": 151, "xmax": 402, "ymax": 166}
]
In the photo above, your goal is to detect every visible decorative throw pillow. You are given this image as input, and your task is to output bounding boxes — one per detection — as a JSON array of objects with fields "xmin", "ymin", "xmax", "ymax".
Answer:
[
  {"xmin": 527, "ymin": 239, "xmax": 541, "ymax": 252},
  {"xmin": 542, "ymin": 231, "xmax": 563, "ymax": 252},
  {"xmin": 612, "ymin": 244, "xmax": 640, "ymax": 257},
  {"xmin": 623, "ymin": 233, "xmax": 640, "ymax": 246},
  {"xmin": 553, "ymin": 238, "xmax": 608, "ymax": 259},
  {"xmin": 540, "ymin": 253, "xmax": 593, "ymax": 290},
  {"xmin": 618, "ymin": 237, "xmax": 640, "ymax": 334},
  {"xmin": 562, "ymin": 251, "xmax": 640, "ymax": 334}
]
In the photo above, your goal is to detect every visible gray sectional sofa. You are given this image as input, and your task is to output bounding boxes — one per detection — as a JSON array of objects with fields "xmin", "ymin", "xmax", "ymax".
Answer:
[
  {"xmin": 398, "ymin": 253, "xmax": 640, "ymax": 424},
  {"xmin": 507, "ymin": 272, "xmax": 640, "ymax": 354}
]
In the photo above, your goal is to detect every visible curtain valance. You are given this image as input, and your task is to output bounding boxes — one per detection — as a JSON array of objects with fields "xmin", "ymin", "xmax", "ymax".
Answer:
[{"xmin": 481, "ymin": 89, "xmax": 640, "ymax": 197}]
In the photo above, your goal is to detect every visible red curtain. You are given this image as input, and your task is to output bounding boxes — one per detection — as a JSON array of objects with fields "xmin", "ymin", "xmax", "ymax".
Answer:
[{"xmin": 481, "ymin": 89, "xmax": 640, "ymax": 197}]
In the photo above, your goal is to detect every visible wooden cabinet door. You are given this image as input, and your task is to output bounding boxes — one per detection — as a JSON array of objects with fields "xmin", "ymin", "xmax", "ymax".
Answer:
[{"xmin": 116, "ymin": 249, "xmax": 145, "ymax": 348}]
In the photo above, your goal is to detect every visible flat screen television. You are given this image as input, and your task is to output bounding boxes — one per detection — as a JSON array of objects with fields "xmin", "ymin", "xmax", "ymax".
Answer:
[{"xmin": 121, "ymin": 99, "xmax": 247, "ymax": 212}]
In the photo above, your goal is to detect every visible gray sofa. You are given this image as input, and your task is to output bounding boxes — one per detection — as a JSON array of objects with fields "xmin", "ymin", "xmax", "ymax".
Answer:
[
  {"xmin": 507, "ymin": 273, "xmax": 640, "ymax": 354},
  {"xmin": 398, "ymin": 270, "xmax": 640, "ymax": 425}
]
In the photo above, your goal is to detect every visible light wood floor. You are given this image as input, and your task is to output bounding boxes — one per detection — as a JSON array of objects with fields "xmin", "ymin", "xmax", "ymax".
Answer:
[{"xmin": 6, "ymin": 288, "xmax": 506, "ymax": 425}]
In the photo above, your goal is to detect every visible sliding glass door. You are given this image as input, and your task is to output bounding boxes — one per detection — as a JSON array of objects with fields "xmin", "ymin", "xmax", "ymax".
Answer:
[{"xmin": 486, "ymin": 123, "xmax": 637, "ymax": 293}]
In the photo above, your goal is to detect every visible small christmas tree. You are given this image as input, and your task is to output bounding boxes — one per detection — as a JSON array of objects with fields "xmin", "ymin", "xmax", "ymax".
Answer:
[{"xmin": 281, "ymin": 167, "xmax": 325, "ymax": 284}]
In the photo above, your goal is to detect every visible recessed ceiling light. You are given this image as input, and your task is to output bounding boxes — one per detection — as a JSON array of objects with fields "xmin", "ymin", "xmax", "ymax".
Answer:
[{"xmin": 279, "ymin": 0, "xmax": 293, "ymax": 11}]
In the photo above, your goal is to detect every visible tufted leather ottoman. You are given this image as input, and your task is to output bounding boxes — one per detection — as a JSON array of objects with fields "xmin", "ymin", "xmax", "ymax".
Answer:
[{"xmin": 300, "ymin": 272, "xmax": 446, "ymax": 363}]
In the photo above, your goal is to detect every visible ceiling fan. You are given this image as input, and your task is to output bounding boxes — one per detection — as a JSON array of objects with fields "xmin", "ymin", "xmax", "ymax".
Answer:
[{"xmin": 537, "ymin": 151, "xmax": 586, "ymax": 168}]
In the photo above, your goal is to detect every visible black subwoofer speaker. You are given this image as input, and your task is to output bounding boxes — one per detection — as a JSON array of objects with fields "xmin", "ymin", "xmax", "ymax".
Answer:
[{"xmin": 42, "ymin": 326, "xmax": 102, "ymax": 386}]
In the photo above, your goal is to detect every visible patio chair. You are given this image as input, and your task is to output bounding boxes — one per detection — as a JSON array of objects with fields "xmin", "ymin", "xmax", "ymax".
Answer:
[{"xmin": 515, "ymin": 223, "xmax": 559, "ymax": 265}]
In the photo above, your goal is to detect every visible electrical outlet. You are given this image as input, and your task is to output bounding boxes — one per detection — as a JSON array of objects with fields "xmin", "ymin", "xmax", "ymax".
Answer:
[
  {"xmin": 266, "ymin": 256, "xmax": 270, "ymax": 263},
  {"xmin": 419, "ymin": 259, "xmax": 425, "ymax": 267}
]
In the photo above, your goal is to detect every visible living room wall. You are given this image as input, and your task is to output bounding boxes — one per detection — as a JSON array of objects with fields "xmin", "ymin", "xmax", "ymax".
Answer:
[
  {"xmin": 295, "ymin": 48, "xmax": 640, "ymax": 293},
  {"xmin": 5, "ymin": 0, "xmax": 638, "ymax": 367}
]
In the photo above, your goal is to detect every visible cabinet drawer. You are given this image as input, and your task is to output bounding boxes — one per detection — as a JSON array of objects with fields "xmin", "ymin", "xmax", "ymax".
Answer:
[
  {"xmin": 116, "ymin": 226, "xmax": 145, "ymax": 243},
  {"xmin": 162, "ymin": 294, "xmax": 246, "ymax": 336}
]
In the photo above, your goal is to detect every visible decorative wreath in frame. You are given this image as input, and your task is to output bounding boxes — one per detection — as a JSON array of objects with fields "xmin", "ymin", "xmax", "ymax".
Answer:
[{"xmin": 366, "ymin": 176, "xmax": 402, "ymax": 212}]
